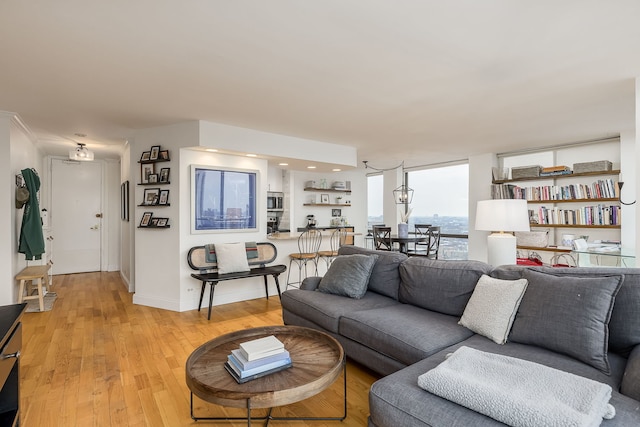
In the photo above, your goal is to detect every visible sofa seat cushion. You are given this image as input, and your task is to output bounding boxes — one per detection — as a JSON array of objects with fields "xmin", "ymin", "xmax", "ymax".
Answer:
[
  {"xmin": 280, "ymin": 289, "xmax": 399, "ymax": 333},
  {"xmin": 369, "ymin": 335, "xmax": 634, "ymax": 427},
  {"xmin": 399, "ymin": 258, "xmax": 493, "ymax": 316},
  {"xmin": 339, "ymin": 304, "xmax": 474, "ymax": 366}
]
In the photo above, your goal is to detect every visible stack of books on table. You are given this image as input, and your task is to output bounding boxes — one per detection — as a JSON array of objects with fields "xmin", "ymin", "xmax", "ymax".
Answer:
[{"xmin": 224, "ymin": 335, "xmax": 292, "ymax": 383}]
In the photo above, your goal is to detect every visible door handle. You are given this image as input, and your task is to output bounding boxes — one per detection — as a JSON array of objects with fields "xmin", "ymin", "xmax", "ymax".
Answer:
[
  {"xmin": 90, "ymin": 225, "xmax": 100, "ymax": 230},
  {"xmin": 95, "ymin": 213, "xmax": 103, "ymax": 218}
]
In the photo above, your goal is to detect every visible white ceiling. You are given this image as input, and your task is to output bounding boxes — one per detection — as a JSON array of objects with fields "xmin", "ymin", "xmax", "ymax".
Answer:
[{"xmin": 1, "ymin": 1, "xmax": 639, "ymax": 169}]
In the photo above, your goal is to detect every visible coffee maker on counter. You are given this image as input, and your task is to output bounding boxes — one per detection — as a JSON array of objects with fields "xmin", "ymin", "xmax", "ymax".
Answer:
[
  {"xmin": 306, "ymin": 214, "xmax": 317, "ymax": 228},
  {"xmin": 267, "ymin": 214, "xmax": 280, "ymax": 234}
]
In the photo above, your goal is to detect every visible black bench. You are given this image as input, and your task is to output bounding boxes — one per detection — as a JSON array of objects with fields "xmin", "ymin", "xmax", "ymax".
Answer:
[{"xmin": 187, "ymin": 242, "xmax": 287, "ymax": 320}]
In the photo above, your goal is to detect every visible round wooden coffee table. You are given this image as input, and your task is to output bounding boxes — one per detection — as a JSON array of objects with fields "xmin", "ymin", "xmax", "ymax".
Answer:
[{"xmin": 186, "ymin": 325, "xmax": 346, "ymax": 425}]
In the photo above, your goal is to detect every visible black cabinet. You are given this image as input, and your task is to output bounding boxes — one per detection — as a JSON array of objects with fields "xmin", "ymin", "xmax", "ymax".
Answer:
[{"xmin": 0, "ymin": 304, "xmax": 26, "ymax": 427}]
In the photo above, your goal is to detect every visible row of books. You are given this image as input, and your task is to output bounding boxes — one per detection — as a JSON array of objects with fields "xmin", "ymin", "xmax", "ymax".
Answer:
[
  {"xmin": 491, "ymin": 179, "xmax": 618, "ymax": 201},
  {"xmin": 224, "ymin": 335, "xmax": 292, "ymax": 383},
  {"xmin": 530, "ymin": 205, "xmax": 621, "ymax": 226}
]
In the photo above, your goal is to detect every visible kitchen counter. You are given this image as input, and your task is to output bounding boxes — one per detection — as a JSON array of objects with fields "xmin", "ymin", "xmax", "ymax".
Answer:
[{"xmin": 267, "ymin": 227, "xmax": 359, "ymax": 241}]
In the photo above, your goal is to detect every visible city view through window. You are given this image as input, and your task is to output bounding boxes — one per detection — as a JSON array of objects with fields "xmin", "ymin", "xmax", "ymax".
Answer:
[{"xmin": 367, "ymin": 164, "xmax": 469, "ymax": 259}]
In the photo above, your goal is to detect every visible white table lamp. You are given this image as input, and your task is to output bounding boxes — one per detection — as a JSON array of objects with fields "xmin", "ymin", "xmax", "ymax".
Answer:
[{"xmin": 475, "ymin": 199, "xmax": 530, "ymax": 266}]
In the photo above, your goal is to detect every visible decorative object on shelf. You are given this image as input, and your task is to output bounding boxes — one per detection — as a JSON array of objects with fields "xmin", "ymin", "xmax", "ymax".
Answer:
[
  {"xmin": 150, "ymin": 145, "xmax": 160, "ymax": 161},
  {"xmin": 140, "ymin": 212, "xmax": 153, "ymax": 227},
  {"xmin": 363, "ymin": 160, "xmax": 414, "ymax": 205},
  {"xmin": 511, "ymin": 165, "xmax": 542, "ymax": 179},
  {"xmin": 159, "ymin": 189, "xmax": 170, "ymax": 205},
  {"xmin": 332, "ymin": 209, "xmax": 341, "ymax": 217},
  {"xmin": 141, "ymin": 163, "xmax": 154, "ymax": 183},
  {"xmin": 156, "ymin": 218, "xmax": 168, "ymax": 227},
  {"xmin": 618, "ymin": 181, "xmax": 636, "ymax": 205},
  {"xmin": 159, "ymin": 150, "xmax": 170, "ymax": 161},
  {"xmin": 148, "ymin": 173, "xmax": 158, "ymax": 184},
  {"xmin": 573, "ymin": 160, "xmax": 612, "ymax": 174},
  {"xmin": 69, "ymin": 143, "xmax": 94, "ymax": 161},
  {"xmin": 476, "ymin": 199, "xmax": 530, "ymax": 266},
  {"xmin": 335, "ymin": 196, "xmax": 342, "ymax": 204},
  {"xmin": 320, "ymin": 194, "xmax": 329, "ymax": 204},
  {"xmin": 159, "ymin": 167, "xmax": 170, "ymax": 183},
  {"xmin": 143, "ymin": 188, "xmax": 160, "ymax": 205},
  {"xmin": 514, "ymin": 230, "xmax": 548, "ymax": 248},
  {"xmin": 140, "ymin": 151, "xmax": 151, "ymax": 162}
]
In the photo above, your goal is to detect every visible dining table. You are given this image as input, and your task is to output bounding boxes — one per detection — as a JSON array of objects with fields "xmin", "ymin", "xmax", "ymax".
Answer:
[{"xmin": 390, "ymin": 234, "xmax": 427, "ymax": 254}]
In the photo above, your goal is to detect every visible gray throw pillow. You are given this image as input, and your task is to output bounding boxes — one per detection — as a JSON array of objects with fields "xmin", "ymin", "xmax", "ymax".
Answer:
[
  {"xmin": 509, "ymin": 269, "xmax": 623, "ymax": 374},
  {"xmin": 317, "ymin": 254, "xmax": 378, "ymax": 299}
]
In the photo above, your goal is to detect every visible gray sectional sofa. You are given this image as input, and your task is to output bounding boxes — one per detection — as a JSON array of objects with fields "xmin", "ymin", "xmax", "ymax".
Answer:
[{"xmin": 280, "ymin": 245, "xmax": 640, "ymax": 426}]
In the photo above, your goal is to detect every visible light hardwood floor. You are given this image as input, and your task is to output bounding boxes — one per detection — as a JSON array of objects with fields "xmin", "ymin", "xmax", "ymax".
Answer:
[{"xmin": 20, "ymin": 272, "xmax": 379, "ymax": 426}]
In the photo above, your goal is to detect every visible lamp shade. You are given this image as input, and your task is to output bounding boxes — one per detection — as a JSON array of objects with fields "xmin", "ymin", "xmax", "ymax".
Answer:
[{"xmin": 475, "ymin": 199, "xmax": 530, "ymax": 232}]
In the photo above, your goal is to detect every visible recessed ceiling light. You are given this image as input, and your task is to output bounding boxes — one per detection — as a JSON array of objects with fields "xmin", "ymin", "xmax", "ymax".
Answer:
[
  {"xmin": 246, "ymin": 153, "xmax": 257, "ymax": 157},
  {"xmin": 205, "ymin": 148, "xmax": 218, "ymax": 152},
  {"xmin": 332, "ymin": 168, "xmax": 341, "ymax": 172},
  {"xmin": 307, "ymin": 166, "xmax": 316, "ymax": 169},
  {"xmin": 279, "ymin": 163, "xmax": 289, "ymax": 166}
]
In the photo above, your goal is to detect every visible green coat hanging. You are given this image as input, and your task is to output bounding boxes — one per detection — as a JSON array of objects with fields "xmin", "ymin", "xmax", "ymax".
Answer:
[{"xmin": 18, "ymin": 168, "xmax": 45, "ymax": 260}]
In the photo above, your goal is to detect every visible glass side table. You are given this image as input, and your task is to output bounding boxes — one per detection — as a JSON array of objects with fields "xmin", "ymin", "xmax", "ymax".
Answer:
[{"xmin": 571, "ymin": 247, "xmax": 636, "ymax": 268}]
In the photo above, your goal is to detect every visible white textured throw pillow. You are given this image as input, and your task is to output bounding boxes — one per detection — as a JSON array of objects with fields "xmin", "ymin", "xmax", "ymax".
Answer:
[
  {"xmin": 215, "ymin": 243, "xmax": 250, "ymax": 274},
  {"xmin": 459, "ymin": 274, "xmax": 528, "ymax": 345}
]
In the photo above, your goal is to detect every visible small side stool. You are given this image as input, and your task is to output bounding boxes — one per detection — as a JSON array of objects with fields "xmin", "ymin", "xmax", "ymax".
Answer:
[{"xmin": 16, "ymin": 265, "xmax": 51, "ymax": 312}]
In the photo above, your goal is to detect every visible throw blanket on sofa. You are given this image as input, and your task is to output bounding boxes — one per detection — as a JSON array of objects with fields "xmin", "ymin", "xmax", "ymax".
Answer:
[{"xmin": 418, "ymin": 346, "xmax": 615, "ymax": 427}]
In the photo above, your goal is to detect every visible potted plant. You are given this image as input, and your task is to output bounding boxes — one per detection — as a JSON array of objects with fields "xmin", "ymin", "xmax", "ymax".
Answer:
[{"xmin": 398, "ymin": 207, "xmax": 412, "ymax": 238}]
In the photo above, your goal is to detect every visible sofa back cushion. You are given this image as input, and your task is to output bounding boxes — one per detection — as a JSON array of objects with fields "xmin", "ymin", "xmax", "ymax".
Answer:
[
  {"xmin": 399, "ymin": 258, "xmax": 493, "ymax": 316},
  {"xmin": 493, "ymin": 265, "xmax": 640, "ymax": 357},
  {"xmin": 338, "ymin": 246, "xmax": 407, "ymax": 300}
]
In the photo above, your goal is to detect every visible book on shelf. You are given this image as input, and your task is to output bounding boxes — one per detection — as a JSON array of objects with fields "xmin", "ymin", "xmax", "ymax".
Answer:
[
  {"xmin": 230, "ymin": 348, "xmax": 291, "ymax": 371},
  {"xmin": 239, "ymin": 335, "xmax": 285, "ymax": 361},
  {"xmin": 541, "ymin": 165, "xmax": 571, "ymax": 173},
  {"xmin": 539, "ymin": 170, "xmax": 573, "ymax": 177},
  {"xmin": 224, "ymin": 359, "xmax": 292, "ymax": 384}
]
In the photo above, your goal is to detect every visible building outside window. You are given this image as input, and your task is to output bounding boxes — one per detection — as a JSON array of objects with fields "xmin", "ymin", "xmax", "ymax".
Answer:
[
  {"xmin": 367, "ymin": 174, "xmax": 384, "ymax": 229},
  {"xmin": 406, "ymin": 163, "xmax": 469, "ymax": 259}
]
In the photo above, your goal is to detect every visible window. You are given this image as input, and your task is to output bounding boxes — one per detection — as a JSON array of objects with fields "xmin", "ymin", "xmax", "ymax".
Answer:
[
  {"xmin": 191, "ymin": 166, "xmax": 257, "ymax": 232},
  {"xmin": 407, "ymin": 163, "xmax": 469, "ymax": 259},
  {"xmin": 367, "ymin": 174, "xmax": 383, "ymax": 229}
]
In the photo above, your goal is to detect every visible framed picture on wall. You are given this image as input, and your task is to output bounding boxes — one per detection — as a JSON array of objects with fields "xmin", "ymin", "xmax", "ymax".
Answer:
[
  {"xmin": 332, "ymin": 209, "xmax": 342, "ymax": 217},
  {"xmin": 320, "ymin": 194, "xmax": 330, "ymax": 204},
  {"xmin": 159, "ymin": 150, "xmax": 170, "ymax": 161},
  {"xmin": 140, "ymin": 212, "xmax": 153, "ymax": 227},
  {"xmin": 158, "ymin": 189, "xmax": 170, "ymax": 205},
  {"xmin": 150, "ymin": 145, "xmax": 161, "ymax": 160},
  {"xmin": 141, "ymin": 163, "xmax": 155, "ymax": 184},
  {"xmin": 143, "ymin": 188, "xmax": 160, "ymax": 205},
  {"xmin": 140, "ymin": 151, "xmax": 151, "ymax": 162},
  {"xmin": 159, "ymin": 168, "xmax": 170, "ymax": 183}
]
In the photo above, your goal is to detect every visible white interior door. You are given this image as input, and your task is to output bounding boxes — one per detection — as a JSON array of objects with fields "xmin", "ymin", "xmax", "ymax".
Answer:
[{"xmin": 51, "ymin": 159, "xmax": 103, "ymax": 274}]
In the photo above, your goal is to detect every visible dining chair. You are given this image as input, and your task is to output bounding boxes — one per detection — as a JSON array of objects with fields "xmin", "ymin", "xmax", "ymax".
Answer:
[
  {"xmin": 317, "ymin": 228, "xmax": 348, "ymax": 270},
  {"xmin": 372, "ymin": 226, "xmax": 393, "ymax": 251},
  {"xmin": 410, "ymin": 223, "xmax": 432, "ymax": 253},
  {"xmin": 286, "ymin": 229, "xmax": 322, "ymax": 290},
  {"xmin": 408, "ymin": 226, "xmax": 441, "ymax": 259}
]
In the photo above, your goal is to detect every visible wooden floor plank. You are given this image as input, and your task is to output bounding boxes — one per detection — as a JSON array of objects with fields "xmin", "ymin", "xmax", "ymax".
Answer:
[{"xmin": 20, "ymin": 272, "xmax": 379, "ymax": 426}]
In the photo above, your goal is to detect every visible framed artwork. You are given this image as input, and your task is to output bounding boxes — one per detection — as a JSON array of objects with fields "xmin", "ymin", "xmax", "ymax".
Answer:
[
  {"xmin": 159, "ymin": 150, "xmax": 170, "ymax": 161},
  {"xmin": 150, "ymin": 218, "xmax": 159, "ymax": 227},
  {"xmin": 141, "ymin": 163, "xmax": 155, "ymax": 184},
  {"xmin": 121, "ymin": 181, "xmax": 129, "ymax": 221},
  {"xmin": 140, "ymin": 151, "xmax": 151, "ymax": 162},
  {"xmin": 143, "ymin": 188, "xmax": 160, "ymax": 205},
  {"xmin": 320, "ymin": 194, "xmax": 330, "ymax": 204},
  {"xmin": 150, "ymin": 145, "xmax": 161, "ymax": 161},
  {"xmin": 156, "ymin": 218, "xmax": 168, "ymax": 227},
  {"xmin": 148, "ymin": 173, "xmax": 158, "ymax": 184},
  {"xmin": 140, "ymin": 212, "xmax": 153, "ymax": 227},
  {"xmin": 332, "ymin": 209, "xmax": 342, "ymax": 217},
  {"xmin": 158, "ymin": 189, "xmax": 170, "ymax": 205},
  {"xmin": 191, "ymin": 165, "xmax": 258, "ymax": 233},
  {"xmin": 159, "ymin": 168, "xmax": 170, "ymax": 183}
]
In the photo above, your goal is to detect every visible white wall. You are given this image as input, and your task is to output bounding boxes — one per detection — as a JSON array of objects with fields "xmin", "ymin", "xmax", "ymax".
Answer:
[
  {"xmin": 2, "ymin": 113, "xmax": 44, "ymax": 304},
  {"xmin": 467, "ymin": 153, "xmax": 497, "ymax": 263},
  {"xmin": 120, "ymin": 143, "xmax": 133, "ymax": 290}
]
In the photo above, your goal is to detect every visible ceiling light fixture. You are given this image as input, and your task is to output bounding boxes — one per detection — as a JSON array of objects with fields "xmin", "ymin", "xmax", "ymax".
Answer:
[
  {"xmin": 205, "ymin": 148, "xmax": 218, "ymax": 152},
  {"xmin": 363, "ymin": 160, "xmax": 414, "ymax": 205},
  {"xmin": 69, "ymin": 143, "xmax": 94, "ymax": 161},
  {"xmin": 246, "ymin": 153, "xmax": 257, "ymax": 157},
  {"xmin": 332, "ymin": 168, "xmax": 341, "ymax": 172},
  {"xmin": 307, "ymin": 166, "xmax": 316, "ymax": 169},
  {"xmin": 279, "ymin": 163, "xmax": 289, "ymax": 166}
]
